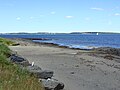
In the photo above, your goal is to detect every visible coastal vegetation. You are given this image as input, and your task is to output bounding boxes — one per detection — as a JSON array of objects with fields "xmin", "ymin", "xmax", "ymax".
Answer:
[
  {"xmin": 0, "ymin": 38, "xmax": 15, "ymax": 46},
  {"xmin": 0, "ymin": 38, "xmax": 44, "ymax": 90}
]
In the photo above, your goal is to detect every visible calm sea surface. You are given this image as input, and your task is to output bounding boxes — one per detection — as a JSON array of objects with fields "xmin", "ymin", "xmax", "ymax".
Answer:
[{"xmin": 0, "ymin": 34, "xmax": 120, "ymax": 49}]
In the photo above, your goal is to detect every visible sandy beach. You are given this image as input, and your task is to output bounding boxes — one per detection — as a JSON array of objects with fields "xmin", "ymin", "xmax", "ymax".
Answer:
[{"xmin": 9, "ymin": 39, "xmax": 120, "ymax": 90}]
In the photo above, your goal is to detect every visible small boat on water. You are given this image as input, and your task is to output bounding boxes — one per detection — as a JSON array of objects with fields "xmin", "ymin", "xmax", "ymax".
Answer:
[{"xmin": 96, "ymin": 33, "xmax": 99, "ymax": 35}]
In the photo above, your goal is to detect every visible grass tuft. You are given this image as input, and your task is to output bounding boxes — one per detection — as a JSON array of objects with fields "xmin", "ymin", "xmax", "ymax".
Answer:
[{"xmin": 0, "ymin": 38, "xmax": 16, "ymax": 46}]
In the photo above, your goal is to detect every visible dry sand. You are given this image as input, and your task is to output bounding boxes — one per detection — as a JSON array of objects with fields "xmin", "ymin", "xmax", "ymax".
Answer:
[{"xmin": 9, "ymin": 41, "xmax": 120, "ymax": 90}]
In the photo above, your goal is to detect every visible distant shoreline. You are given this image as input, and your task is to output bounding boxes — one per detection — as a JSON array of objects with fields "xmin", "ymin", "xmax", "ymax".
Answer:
[{"xmin": 0, "ymin": 32, "xmax": 120, "ymax": 35}]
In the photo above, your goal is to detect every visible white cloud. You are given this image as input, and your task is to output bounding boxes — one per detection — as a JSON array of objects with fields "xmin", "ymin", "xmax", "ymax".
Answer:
[
  {"xmin": 65, "ymin": 16, "xmax": 74, "ymax": 19},
  {"xmin": 114, "ymin": 13, "xmax": 120, "ymax": 16},
  {"xmin": 16, "ymin": 17, "xmax": 21, "ymax": 20},
  {"xmin": 51, "ymin": 11, "xmax": 56, "ymax": 14},
  {"xmin": 91, "ymin": 7, "xmax": 104, "ymax": 11}
]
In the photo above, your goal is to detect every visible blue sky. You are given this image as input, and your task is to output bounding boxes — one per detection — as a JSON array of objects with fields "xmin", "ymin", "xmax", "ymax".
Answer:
[{"xmin": 0, "ymin": 0, "xmax": 120, "ymax": 33}]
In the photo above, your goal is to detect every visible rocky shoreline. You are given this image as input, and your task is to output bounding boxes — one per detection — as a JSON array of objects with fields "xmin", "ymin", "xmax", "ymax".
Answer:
[
  {"xmin": 93, "ymin": 47, "xmax": 120, "ymax": 56},
  {"xmin": 9, "ymin": 52, "xmax": 64, "ymax": 90}
]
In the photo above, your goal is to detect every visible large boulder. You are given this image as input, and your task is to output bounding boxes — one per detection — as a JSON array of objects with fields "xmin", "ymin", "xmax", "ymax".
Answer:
[
  {"xmin": 41, "ymin": 78, "xmax": 64, "ymax": 90},
  {"xmin": 10, "ymin": 54, "xmax": 25, "ymax": 62},
  {"xmin": 22, "ymin": 65, "xmax": 54, "ymax": 79},
  {"xmin": 29, "ymin": 69, "xmax": 54, "ymax": 79},
  {"xmin": 94, "ymin": 47, "xmax": 120, "ymax": 56},
  {"xmin": 22, "ymin": 65, "xmax": 53, "ymax": 79},
  {"xmin": 25, "ymin": 65, "xmax": 42, "ymax": 71},
  {"xmin": 15, "ymin": 60, "xmax": 30, "ymax": 66},
  {"xmin": 9, "ymin": 54, "xmax": 30, "ymax": 66}
]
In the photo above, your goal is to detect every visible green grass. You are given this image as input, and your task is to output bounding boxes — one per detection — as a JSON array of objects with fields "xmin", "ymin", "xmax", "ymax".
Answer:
[
  {"xmin": 0, "ymin": 38, "xmax": 16, "ymax": 46},
  {"xmin": 0, "ymin": 44, "xmax": 11, "ymax": 57},
  {"xmin": 0, "ymin": 38, "xmax": 44, "ymax": 90}
]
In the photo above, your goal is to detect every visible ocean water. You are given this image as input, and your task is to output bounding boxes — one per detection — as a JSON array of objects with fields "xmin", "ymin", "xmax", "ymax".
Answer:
[{"xmin": 0, "ymin": 34, "xmax": 120, "ymax": 49}]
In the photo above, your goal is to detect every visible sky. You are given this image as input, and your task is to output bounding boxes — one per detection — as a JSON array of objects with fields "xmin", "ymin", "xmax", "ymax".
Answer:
[{"xmin": 0, "ymin": 0, "xmax": 120, "ymax": 33}]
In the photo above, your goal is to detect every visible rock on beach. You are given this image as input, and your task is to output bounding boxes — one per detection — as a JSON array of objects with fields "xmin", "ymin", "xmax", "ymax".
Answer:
[{"xmin": 94, "ymin": 47, "xmax": 120, "ymax": 56}]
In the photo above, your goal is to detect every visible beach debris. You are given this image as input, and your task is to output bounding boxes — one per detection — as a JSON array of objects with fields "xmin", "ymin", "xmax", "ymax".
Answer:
[
  {"xmin": 104, "ymin": 54, "xmax": 114, "ymax": 60},
  {"xmin": 32, "ymin": 61, "xmax": 34, "ymax": 66},
  {"xmin": 70, "ymin": 71, "xmax": 75, "ymax": 74},
  {"xmin": 41, "ymin": 78, "xmax": 64, "ymax": 90},
  {"xmin": 86, "ymin": 64, "xmax": 96, "ymax": 71},
  {"xmin": 114, "ymin": 65, "xmax": 120, "ymax": 69},
  {"xmin": 12, "ymin": 43, "xmax": 20, "ymax": 46},
  {"xmin": 75, "ymin": 65, "xmax": 79, "ymax": 67}
]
